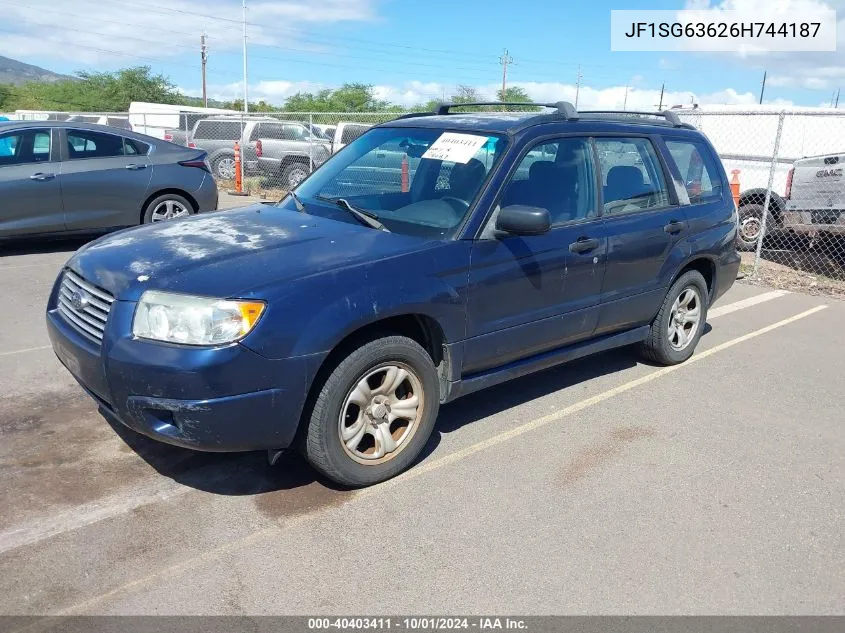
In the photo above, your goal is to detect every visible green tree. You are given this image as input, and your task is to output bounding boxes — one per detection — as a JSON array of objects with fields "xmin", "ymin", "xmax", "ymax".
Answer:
[
  {"xmin": 0, "ymin": 66, "xmax": 183, "ymax": 112},
  {"xmin": 497, "ymin": 86, "xmax": 540, "ymax": 111},
  {"xmin": 282, "ymin": 84, "xmax": 389, "ymax": 113}
]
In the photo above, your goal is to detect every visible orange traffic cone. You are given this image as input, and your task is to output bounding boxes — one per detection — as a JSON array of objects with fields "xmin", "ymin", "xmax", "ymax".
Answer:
[{"xmin": 730, "ymin": 170, "xmax": 740, "ymax": 207}]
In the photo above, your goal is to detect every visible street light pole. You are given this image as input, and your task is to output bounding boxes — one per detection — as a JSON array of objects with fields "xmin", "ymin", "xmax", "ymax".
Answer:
[{"xmin": 242, "ymin": 0, "xmax": 249, "ymax": 115}]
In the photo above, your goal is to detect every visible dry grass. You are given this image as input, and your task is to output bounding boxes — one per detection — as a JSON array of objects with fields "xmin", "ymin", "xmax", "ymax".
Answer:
[{"xmin": 741, "ymin": 252, "xmax": 845, "ymax": 298}]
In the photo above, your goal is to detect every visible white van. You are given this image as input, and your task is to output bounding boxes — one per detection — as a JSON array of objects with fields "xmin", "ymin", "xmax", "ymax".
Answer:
[{"xmin": 128, "ymin": 102, "xmax": 237, "ymax": 141}]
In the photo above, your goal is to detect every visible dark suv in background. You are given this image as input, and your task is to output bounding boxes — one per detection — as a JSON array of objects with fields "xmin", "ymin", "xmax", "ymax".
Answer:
[{"xmin": 47, "ymin": 102, "xmax": 739, "ymax": 487}]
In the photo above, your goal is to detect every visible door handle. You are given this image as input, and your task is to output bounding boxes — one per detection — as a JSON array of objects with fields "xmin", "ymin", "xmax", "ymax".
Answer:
[
  {"xmin": 125, "ymin": 164, "xmax": 148, "ymax": 170},
  {"xmin": 569, "ymin": 237, "xmax": 600, "ymax": 254},
  {"xmin": 664, "ymin": 220, "xmax": 685, "ymax": 234},
  {"xmin": 29, "ymin": 172, "xmax": 55, "ymax": 181}
]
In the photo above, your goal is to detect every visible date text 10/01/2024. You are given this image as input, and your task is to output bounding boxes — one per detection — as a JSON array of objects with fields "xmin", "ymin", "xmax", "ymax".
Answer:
[{"xmin": 307, "ymin": 617, "xmax": 528, "ymax": 630}]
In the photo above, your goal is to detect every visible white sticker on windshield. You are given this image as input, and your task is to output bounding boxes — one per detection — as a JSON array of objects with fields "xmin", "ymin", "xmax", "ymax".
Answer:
[{"xmin": 422, "ymin": 133, "xmax": 490, "ymax": 164}]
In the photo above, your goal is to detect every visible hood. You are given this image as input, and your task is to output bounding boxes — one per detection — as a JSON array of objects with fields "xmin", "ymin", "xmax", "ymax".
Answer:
[{"xmin": 68, "ymin": 204, "xmax": 432, "ymax": 301}]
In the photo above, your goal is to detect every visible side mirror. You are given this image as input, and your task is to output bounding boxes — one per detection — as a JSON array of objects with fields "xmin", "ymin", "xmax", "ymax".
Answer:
[{"xmin": 495, "ymin": 205, "xmax": 551, "ymax": 236}]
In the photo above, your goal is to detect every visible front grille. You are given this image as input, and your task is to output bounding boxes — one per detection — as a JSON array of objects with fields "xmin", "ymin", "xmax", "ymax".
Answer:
[{"xmin": 57, "ymin": 269, "xmax": 115, "ymax": 345}]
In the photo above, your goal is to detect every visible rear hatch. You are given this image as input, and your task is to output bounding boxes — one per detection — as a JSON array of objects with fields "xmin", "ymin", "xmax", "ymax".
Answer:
[{"xmin": 787, "ymin": 153, "xmax": 845, "ymax": 214}]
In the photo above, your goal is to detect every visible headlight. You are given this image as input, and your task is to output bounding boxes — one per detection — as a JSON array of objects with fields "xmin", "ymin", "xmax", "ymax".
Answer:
[{"xmin": 132, "ymin": 290, "xmax": 265, "ymax": 345}]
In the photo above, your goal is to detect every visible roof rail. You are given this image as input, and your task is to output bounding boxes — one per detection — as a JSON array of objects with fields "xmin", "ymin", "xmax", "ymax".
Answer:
[
  {"xmin": 435, "ymin": 101, "xmax": 579, "ymax": 120},
  {"xmin": 578, "ymin": 109, "xmax": 688, "ymax": 128}
]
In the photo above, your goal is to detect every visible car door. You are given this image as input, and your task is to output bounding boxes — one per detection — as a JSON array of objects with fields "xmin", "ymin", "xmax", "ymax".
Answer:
[
  {"xmin": 59, "ymin": 128, "xmax": 153, "ymax": 230},
  {"xmin": 0, "ymin": 127, "xmax": 65, "ymax": 237},
  {"xmin": 463, "ymin": 137, "xmax": 608, "ymax": 374},
  {"xmin": 593, "ymin": 135, "xmax": 687, "ymax": 336}
]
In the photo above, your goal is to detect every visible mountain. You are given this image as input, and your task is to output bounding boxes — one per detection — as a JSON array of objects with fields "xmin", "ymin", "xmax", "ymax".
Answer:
[{"xmin": 0, "ymin": 56, "xmax": 74, "ymax": 85}]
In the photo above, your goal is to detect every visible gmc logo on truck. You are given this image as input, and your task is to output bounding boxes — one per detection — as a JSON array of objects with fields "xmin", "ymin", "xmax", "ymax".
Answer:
[{"xmin": 816, "ymin": 168, "xmax": 843, "ymax": 178}]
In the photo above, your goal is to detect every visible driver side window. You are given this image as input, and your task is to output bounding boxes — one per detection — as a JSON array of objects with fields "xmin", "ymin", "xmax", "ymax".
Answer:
[{"xmin": 500, "ymin": 137, "xmax": 597, "ymax": 226}]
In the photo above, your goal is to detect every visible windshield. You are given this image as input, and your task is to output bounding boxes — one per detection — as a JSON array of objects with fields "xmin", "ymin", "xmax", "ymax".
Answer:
[{"xmin": 277, "ymin": 126, "xmax": 507, "ymax": 239}]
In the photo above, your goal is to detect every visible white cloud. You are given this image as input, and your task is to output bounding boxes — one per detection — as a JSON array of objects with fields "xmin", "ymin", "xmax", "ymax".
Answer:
[
  {"xmin": 682, "ymin": 0, "xmax": 845, "ymax": 92},
  {"xmin": 0, "ymin": 0, "xmax": 378, "ymax": 67}
]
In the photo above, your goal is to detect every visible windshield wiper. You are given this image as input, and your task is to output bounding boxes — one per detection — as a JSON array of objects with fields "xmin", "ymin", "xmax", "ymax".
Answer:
[
  {"xmin": 334, "ymin": 198, "xmax": 390, "ymax": 232},
  {"xmin": 288, "ymin": 190, "xmax": 306, "ymax": 213}
]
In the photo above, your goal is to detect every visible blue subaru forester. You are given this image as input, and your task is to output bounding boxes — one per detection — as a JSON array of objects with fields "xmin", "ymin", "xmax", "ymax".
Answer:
[{"xmin": 47, "ymin": 102, "xmax": 740, "ymax": 486}]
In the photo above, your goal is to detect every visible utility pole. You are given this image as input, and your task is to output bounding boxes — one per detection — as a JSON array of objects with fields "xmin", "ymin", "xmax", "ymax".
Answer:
[
  {"xmin": 574, "ymin": 65, "xmax": 582, "ymax": 109},
  {"xmin": 241, "ymin": 0, "xmax": 249, "ymax": 114},
  {"xmin": 759, "ymin": 69, "xmax": 767, "ymax": 105},
  {"xmin": 200, "ymin": 32, "xmax": 208, "ymax": 108},
  {"xmin": 623, "ymin": 85, "xmax": 629, "ymax": 110},
  {"xmin": 657, "ymin": 82, "xmax": 665, "ymax": 110},
  {"xmin": 498, "ymin": 48, "xmax": 513, "ymax": 100},
  {"xmin": 836, "ymin": 88, "xmax": 840, "ymax": 108}
]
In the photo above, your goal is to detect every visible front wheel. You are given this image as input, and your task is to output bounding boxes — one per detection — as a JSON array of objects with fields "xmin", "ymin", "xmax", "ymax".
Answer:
[
  {"xmin": 302, "ymin": 336, "xmax": 440, "ymax": 487},
  {"xmin": 639, "ymin": 270, "xmax": 709, "ymax": 366}
]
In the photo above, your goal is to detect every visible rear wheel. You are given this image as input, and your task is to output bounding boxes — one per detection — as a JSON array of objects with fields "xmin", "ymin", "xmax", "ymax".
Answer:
[
  {"xmin": 212, "ymin": 154, "xmax": 236, "ymax": 180},
  {"xmin": 281, "ymin": 162, "xmax": 310, "ymax": 189},
  {"xmin": 736, "ymin": 204, "xmax": 766, "ymax": 251},
  {"xmin": 142, "ymin": 193, "xmax": 194, "ymax": 224},
  {"xmin": 639, "ymin": 270, "xmax": 708, "ymax": 366},
  {"xmin": 302, "ymin": 336, "xmax": 440, "ymax": 487}
]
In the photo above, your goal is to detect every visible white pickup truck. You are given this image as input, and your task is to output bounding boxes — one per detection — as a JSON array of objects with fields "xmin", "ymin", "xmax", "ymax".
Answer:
[{"xmin": 781, "ymin": 153, "xmax": 845, "ymax": 238}]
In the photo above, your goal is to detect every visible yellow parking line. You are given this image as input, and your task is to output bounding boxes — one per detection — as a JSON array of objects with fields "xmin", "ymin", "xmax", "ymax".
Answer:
[{"xmin": 19, "ymin": 303, "xmax": 827, "ymax": 623}]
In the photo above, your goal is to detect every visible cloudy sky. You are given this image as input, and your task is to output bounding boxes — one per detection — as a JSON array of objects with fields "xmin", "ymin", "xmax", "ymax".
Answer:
[{"xmin": 1, "ymin": 0, "xmax": 844, "ymax": 109}]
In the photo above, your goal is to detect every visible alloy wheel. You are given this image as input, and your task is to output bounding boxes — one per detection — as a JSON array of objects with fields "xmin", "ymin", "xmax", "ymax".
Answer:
[
  {"xmin": 338, "ymin": 364, "xmax": 424, "ymax": 465},
  {"xmin": 667, "ymin": 286, "xmax": 702, "ymax": 351}
]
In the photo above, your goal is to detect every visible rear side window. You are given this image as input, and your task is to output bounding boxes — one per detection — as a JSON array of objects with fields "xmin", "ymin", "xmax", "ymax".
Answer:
[
  {"xmin": 195, "ymin": 121, "xmax": 242, "ymax": 140},
  {"xmin": 665, "ymin": 139, "xmax": 723, "ymax": 203},
  {"xmin": 66, "ymin": 130, "xmax": 125, "ymax": 159},
  {"xmin": 282, "ymin": 124, "xmax": 308, "ymax": 141},
  {"xmin": 595, "ymin": 137, "xmax": 671, "ymax": 215},
  {"xmin": 124, "ymin": 138, "xmax": 149, "ymax": 155},
  {"xmin": 255, "ymin": 123, "xmax": 287, "ymax": 140},
  {"xmin": 0, "ymin": 129, "xmax": 51, "ymax": 166}
]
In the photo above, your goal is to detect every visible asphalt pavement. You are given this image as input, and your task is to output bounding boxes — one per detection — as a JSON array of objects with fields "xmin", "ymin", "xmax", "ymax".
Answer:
[{"xmin": 0, "ymin": 236, "xmax": 842, "ymax": 617}]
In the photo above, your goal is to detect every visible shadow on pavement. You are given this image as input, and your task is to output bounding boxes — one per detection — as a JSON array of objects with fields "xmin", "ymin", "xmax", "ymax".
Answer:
[
  {"xmin": 0, "ymin": 236, "xmax": 96, "ymax": 257},
  {"xmin": 108, "ymin": 343, "xmax": 669, "ymax": 500}
]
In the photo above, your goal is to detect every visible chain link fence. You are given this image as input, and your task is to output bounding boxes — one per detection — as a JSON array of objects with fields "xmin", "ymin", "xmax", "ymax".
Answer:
[
  {"xmin": 676, "ymin": 109, "xmax": 845, "ymax": 294},
  {"xmin": 8, "ymin": 107, "xmax": 845, "ymax": 294}
]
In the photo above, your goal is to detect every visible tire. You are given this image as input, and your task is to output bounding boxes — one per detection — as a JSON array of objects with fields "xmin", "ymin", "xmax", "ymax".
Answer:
[
  {"xmin": 736, "ymin": 204, "xmax": 766, "ymax": 251},
  {"xmin": 212, "ymin": 154, "xmax": 236, "ymax": 181},
  {"xmin": 142, "ymin": 193, "xmax": 195, "ymax": 224},
  {"xmin": 302, "ymin": 336, "xmax": 440, "ymax": 487},
  {"xmin": 639, "ymin": 270, "xmax": 709, "ymax": 366},
  {"xmin": 281, "ymin": 162, "xmax": 310, "ymax": 189}
]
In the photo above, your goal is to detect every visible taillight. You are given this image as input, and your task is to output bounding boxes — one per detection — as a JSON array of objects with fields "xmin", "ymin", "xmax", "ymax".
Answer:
[
  {"xmin": 188, "ymin": 142, "xmax": 196, "ymax": 149},
  {"xmin": 179, "ymin": 153, "xmax": 211, "ymax": 173},
  {"xmin": 164, "ymin": 133, "xmax": 173, "ymax": 142},
  {"xmin": 785, "ymin": 167, "xmax": 794, "ymax": 199},
  {"xmin": 255, "ymin": 139, "xmax": 263, "ymax": 158}
]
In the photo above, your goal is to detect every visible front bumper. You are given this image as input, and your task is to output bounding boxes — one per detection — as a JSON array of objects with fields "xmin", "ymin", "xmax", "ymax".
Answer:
[{"xmin": 46, "ymin": 298, "xmax": 320, "ymax": 452}]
